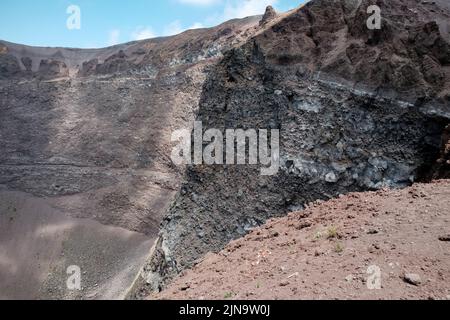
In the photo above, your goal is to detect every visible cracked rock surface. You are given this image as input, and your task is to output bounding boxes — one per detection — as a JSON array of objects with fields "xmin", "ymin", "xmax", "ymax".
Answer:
[{"xmin": 134, "ymin": 0, "xmax": 450, "ymax": 297}]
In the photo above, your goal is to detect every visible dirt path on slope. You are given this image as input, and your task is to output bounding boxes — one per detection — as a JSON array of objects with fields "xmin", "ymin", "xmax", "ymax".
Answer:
[{"xmin": 155, "ymin": 181, "xmax": 450, "ymax": 300}]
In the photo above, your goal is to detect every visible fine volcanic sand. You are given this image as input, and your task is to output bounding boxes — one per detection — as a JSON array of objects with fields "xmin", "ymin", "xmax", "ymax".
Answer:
[{"xmin": 0, "ymin": 191, "xmax": 154, "ymax": 300}]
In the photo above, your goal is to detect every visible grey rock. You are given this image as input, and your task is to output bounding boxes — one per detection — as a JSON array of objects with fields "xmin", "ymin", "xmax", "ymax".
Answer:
[
  {"xmin": 325, "ymin": 172, "xmax": 338, "ymax": 183},
  {"xmin": 403, "ymin": 273, "xmax": 422, "ymax": 286}
]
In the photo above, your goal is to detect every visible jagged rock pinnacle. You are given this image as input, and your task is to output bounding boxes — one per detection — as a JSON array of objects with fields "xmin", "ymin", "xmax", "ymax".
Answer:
[{"xmin": 260, "ymin": 5, "xmax": 277, "ymax": 26}]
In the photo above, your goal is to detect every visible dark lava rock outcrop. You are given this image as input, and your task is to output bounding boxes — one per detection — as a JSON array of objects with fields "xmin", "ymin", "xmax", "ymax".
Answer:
[
  {"xmin": 132, "ymin": 0, "xmax": 450, "ymax": 297},
  {"xmin": 260, "ymin": 6, "xmax": 278, "ymax": 26},
  {"xmin": 0, "ymin": 53, "xmax": 21, "ymax": 79},
  {"xmin": 37, "ymin": 59, "xmax": 69, "ymax": 79}
]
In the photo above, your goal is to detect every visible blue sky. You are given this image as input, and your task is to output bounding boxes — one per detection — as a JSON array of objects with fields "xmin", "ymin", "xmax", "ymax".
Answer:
[{"xmin": 0, "ymin": 0, "xmax": 304, "ymax": 48}]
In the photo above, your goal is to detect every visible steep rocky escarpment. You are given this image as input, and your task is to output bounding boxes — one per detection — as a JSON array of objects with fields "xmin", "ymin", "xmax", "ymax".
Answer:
[
  {"xmin": 257, "ymin": 0, "xmax": 450, "ymax": 101},
  {"xmin": 0, "ymin": 16, "xmax": 265, "ymax": 299},
  {"xmin": 0, "ymin": 52, "xmax": 21, "ymax": 79},
  {"xmin": 260, "ymin": 5, "xmax": 278, "ymax": 26},
  {"xmin": 135, "ymin": 0, "xmax": 450, "ymax": 297},
  {"xmin": 1, "ymin": 0, "xmax": 449, "ymax": 300},
  {"xmin": 0, "ymin": 14, "xmax": 265, "ymax": 236},
  {"xmin": 0, "ymin": 16, "xmax": 262, "ymax": 80}
]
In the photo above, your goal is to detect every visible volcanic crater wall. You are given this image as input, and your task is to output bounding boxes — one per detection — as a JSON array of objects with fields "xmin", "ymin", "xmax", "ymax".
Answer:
[
  {"xmin": 134, "ymin": 0, "xmax": 450, "ymax": 297},
  {"xmin": 1, "ymin": 0, "xmax": 449, "ymax": 300},
  {"xmin": 0, "ymin": 14, "xmax": 264, "ymax": 299}
]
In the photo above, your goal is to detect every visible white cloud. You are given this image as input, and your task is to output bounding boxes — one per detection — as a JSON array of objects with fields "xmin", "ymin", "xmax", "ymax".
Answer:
[
  {"xmin": 130, "ymin": 0, "xmax": 277, "ymax": 42},
  {"xmin": 130, "ymin": 21, "xmax": 199, "ymax": 41},
  {"xmin": 163, "ymin": 21, "xmax": 206, "ymax": 36},
  {"xmin": 223, "ymin": 0, "xmax": 278, "ymax": 20},
  {"xmin": 179, "ymin": 0, "xmax": 278, "ymax": 31},
  {"xmin": 178, "ymin": 0, "xmax": 220, "ymax": 6},
  {"xmin": 163, "ymin": 20, "xmax": 184, "ymax": 36},
  {"xmin": 131, "ymin": 26, "xmax": 157, "ymax": 40},
  {"xmin": 189, "ymin": 22, "xmax": 205, "ymax": 29},
  {"xmin": 108, "ymin": 29, "xmax": 121, "ymax": 46}
]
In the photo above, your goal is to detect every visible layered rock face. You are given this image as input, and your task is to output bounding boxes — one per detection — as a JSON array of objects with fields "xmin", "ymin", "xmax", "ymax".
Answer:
[
  {"xmin": 135, "ymin": 0, "xmax": 450, "ymax": 297},
  {"xmin": 0, "ymin": 16, "xmax": 263, "ymax": 299},
  {"xmin": 0, "ymin": 0, "xmax": 449, "ymax": 300},
  {"xmin": 260, "ymin": 5, "xmax": 278, "ymax": 26}
]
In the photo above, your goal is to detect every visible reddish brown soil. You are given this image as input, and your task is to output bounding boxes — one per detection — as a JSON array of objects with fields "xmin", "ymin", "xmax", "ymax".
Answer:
[{"xmin": 154, "ymin": 181, "xmax": 450, "ymax": 300}]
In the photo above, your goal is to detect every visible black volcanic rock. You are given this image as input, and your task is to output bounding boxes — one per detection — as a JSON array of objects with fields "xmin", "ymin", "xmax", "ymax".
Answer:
[
  {"xmin": 135, "ymin": 0, "xmax": 450, "ymax": 297},
  {"xmin": 0, "ymin": 0, "xmax": 449, "ymax": 300},
  {"xmin": 37, "ymin": 59, "xmax": 69, "ymax": 79},
  {"xmin": 78, "ymin": 58, "xmax": 99, "ymax": 77},
  {"xmin": 0, "ymin": 53, "xmax": 21, "ymax": 79},
  {"xmin": 0, "ymin": 14, "xmax": 264, "ymax": 300},
  {"xmin": 21, "ymin": 57, "xmax": 32, "ymax": 72},
  {"xmin": 258, "ymin": 0, "xmax": 450, "ymax": 101}
]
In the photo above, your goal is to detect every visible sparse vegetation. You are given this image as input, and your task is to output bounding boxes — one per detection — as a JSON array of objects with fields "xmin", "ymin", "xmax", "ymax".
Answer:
[
  {"xmin": 334, "ymin": 242, "xmax": 344, "ymax": 253},
  {"xmin": 313, "ymin": 231, "xmax": 323, "ymax": 241},
  {"xmin": 327, "ymin": 226, "xmax": 338, "ymax": 239},
  {"xmin": 224, "ymin": 292, "xmax": 234, "ymax": 299}
]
